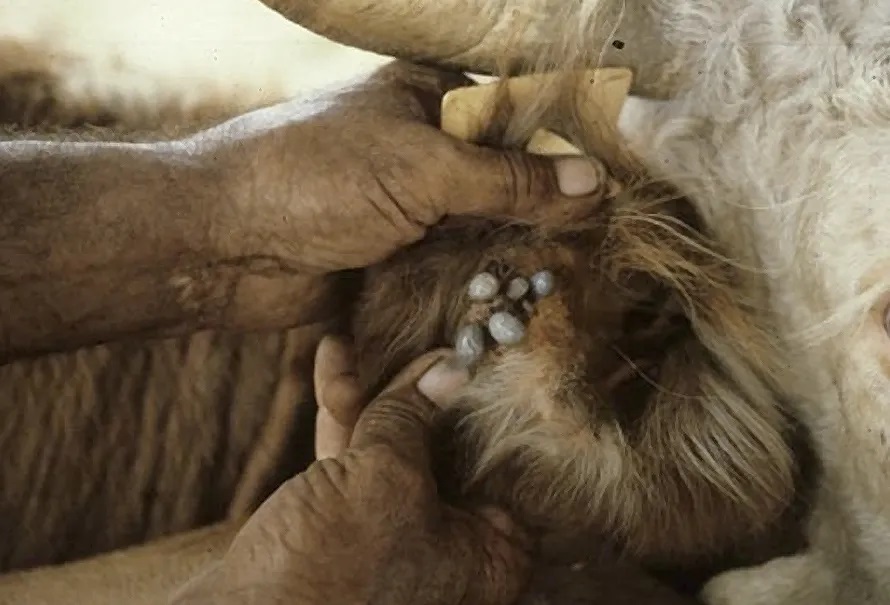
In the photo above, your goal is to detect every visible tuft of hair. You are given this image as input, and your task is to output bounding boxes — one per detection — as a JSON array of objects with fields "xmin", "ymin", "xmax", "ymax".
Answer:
[{"xmin": 353, "ymin": 42, "xmax": 798, "ymax": 566}]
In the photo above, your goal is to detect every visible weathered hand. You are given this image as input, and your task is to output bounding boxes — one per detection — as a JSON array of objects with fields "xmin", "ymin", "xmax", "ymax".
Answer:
[
  {"xmin": 0, "ymin": 59, "xmax": 611, "ymax": 359},
  {"xmin": 219, "ymin": 60, "xmax": 612, "ymax": 273},
  {"xmin": 171, "ymin": 340, "xmax": 531, "ymax": 605}
]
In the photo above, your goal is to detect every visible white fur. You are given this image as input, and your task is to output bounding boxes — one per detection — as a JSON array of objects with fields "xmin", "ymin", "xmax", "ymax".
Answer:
[{"xmin": 611, "ymin": 1, "xmax": 890, "ymax": 602}]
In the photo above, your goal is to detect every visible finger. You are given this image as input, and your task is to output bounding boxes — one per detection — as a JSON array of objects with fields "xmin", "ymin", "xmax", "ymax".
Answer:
[
  {"xmin": 369, "ymin": 61, "xmax": 476, "ymax": 125},
  {"xmin": 315, "ymin": 406, "xmax": 352, "ymax": 460},
  {"xmin": 417, "ymin": 356, "xmax": 471, "ymax": 407},
  {"xmin": 441, "ymin": 146, "xmax": 617, "ymax": 224},
  {"xmin": 473, "ymin": 506, "xmax": 534, "ymax": 554},
  {"xmin": 349, "ymin": 350, "xmax": 469, "ymax": 463},
  {"xmin": 314, "ymin": 335, "xmax": 365, "ymax": 425},
  {"xmin": 314, "ymin": 336, "xmax": 366, "ymax": 459},
  {"xmin": 441, "ymin": 507, "xmax": 533, "ymax": 605}
]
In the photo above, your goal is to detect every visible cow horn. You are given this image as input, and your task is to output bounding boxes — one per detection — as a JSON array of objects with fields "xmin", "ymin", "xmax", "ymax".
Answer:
[
  {"xmin": 264, "ymin": 0, "xmax": 561, "ymax": 74},
  {"xmin": 264, "ymin": 0, "xmax": 682, "ymax": 98}
]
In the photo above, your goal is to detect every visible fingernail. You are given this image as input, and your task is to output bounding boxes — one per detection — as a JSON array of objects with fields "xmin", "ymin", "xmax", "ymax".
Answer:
[
  {"xmin": 417, "ymin": 357, "xmax": 470, "ymax": 406},
  {"xmin": 555, "ymin": 157, "xmax": 602, "ymax": 196}
]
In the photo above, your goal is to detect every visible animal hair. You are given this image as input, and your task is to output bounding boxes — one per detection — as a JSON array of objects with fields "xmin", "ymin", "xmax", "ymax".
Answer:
[
  {"xmin": 351, "ymin": 80, "xmax": 804, "ymax": 573},
  {"xmin": 523, "ymin": 0, "xmax": 890, "ymax": 353},
  {"xmin": 0, "ymin": 7, "xmax": 813, "ymax": 593},
  {"xmin": 4, "ymin": 1, "xmax": 889, "ymax": 601}
]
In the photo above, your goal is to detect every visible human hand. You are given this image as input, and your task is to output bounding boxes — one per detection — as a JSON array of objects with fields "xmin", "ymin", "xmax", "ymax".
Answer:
[
  {"xmin": 218, "ymin": 60, "xmax": 614, "ymax": 273},
  {"xmin": 171, "ymin": 338, "xmax": 531, "ymax": 605}
]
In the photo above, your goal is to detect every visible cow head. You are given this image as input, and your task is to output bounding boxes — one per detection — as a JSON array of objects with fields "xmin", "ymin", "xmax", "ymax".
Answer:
[{"xmin": 279, "ymin": 0, "xmax": 890, "ymax": 601}]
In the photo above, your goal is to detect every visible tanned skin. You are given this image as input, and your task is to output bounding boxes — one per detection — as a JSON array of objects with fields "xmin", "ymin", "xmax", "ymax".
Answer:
[
  {"xmin": 0, "ymin": 62, "xmax": 609, "ymax": 576},
  {"xmin": 0, "ymin": 63, "xmax": 592, "ymax": 363},
  {"xmin": 173, "ymin": 342, "xmax": 701, "ymax": 605},
  {"xmin": 0, "ymin": 35, "xmax": 805, "ymax": 605}
]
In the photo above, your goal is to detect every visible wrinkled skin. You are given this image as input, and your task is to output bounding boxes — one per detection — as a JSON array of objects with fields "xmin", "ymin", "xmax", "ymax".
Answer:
[
  {"xmin": 0, "ymin": 15, "xmax": 804, "ymax": 605},
  {"xmin": 0, "ymin": 60, "xmax": 611, "ymax": 597},
  {"xmin": 0, "ymin": 60, "xmax": 604, "ymax": 571},
  {"xmin": 173, "ymin": 348, "xmax": 532, "ymax": 605},
  {"xmin": 214, "ymin": 64, "xmax": 601, "ymax": 275},
  {"xmin": 261, "ymin": 0, "xmax": 890, "ymax": 602},
  {"xmin": 0, "ymin": 336, "xmax": 697, "ymax": 605},
  {"xmin": 9, "ymin": 0, "xmax": 874, "ymax": 601},
  {"xmin": 171, "ymin": 340, "xmax": 697, "ymax": 605},
  {"xmin": 0, "ymin": 61, "xmax": 601, "ymax": 362}
]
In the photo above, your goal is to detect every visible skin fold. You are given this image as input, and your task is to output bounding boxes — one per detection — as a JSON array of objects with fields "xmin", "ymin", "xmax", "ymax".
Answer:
[
  {"xmin": 0, "ymin": 63, "xmax": 583, "ymax": 362},
  {"xmin": 0, "ymin": 59, "xmax": 644, "ymax": 603},
  {"xmin": 173, "ymin": 343, "xmax": 705, "ymax": 605},
  {"xmin": 5, "ymin": 0, "xmax": 869, "ymax": 599}
]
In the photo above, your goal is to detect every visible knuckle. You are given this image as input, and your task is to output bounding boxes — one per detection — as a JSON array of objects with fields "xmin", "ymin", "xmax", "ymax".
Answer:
[
  {"xmin": 366, "ymin": 443, "xmax": 428, "ymax": 493},
  {"xmin": 370, "ymin": 61, "xmax": 470, "ymax": 124},
  {"xmin": 498, "ymin": 152, "xmax": 522, "ymax": 208},
  {"xmin": 499, "ymin": 151, "xmax": 557, "ymax": 212}
]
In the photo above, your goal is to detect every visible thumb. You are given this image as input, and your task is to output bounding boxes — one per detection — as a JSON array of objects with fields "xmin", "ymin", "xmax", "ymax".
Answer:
[
  {"xmin": 442, "ymin": 145, "xmax": 617, "ymax": 223},
  {"xmin": 348, "ymin": 350, "xmax": 470, "ymax": 462}
]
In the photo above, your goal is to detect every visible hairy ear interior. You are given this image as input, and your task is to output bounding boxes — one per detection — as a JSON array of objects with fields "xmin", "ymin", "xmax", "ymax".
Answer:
[{"xmin": 351, "ymin": 75, "xmax": 797, "ymax": 567}]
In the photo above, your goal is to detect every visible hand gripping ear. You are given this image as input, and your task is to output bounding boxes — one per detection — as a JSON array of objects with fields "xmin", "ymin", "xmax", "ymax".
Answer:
[{"xmin": 439, "ymin": 68, "xmax": 632, "ymax": 156}]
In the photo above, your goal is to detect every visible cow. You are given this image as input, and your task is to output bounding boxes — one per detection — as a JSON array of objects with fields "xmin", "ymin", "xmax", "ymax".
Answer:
[
  {"xmin": 1, "ymin": 1, "xmax": 888, "ymax": 604},
  {"xmin": 298, "ymin": 1, "xmax": 890, "ymax": 602}
]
